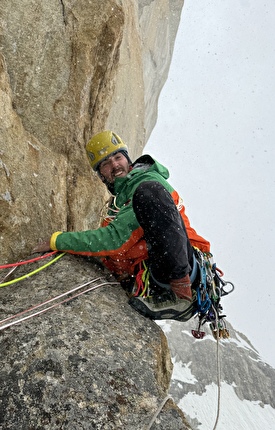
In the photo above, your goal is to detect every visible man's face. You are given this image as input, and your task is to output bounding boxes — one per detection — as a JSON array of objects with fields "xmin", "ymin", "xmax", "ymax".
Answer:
[{"xmin": 99, "ymin": 152, "xmax": 130, "ymax": 184}]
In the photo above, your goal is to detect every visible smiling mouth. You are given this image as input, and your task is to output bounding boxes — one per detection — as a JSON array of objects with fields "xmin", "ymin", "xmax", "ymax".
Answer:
[{"xmin": 113, "ymin": 170, "xmax": 125, "ymax": 177}]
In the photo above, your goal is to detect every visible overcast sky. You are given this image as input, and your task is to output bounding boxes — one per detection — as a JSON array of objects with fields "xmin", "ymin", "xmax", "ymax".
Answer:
[{"xmin": 145, "ymin": 0, "xmax": 275, "ymax": 368}]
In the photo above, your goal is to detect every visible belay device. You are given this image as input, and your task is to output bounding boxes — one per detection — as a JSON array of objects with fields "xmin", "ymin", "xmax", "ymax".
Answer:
[{"xmin": 189, "ymin": 247, "xmax": 234, "ymax": 340}]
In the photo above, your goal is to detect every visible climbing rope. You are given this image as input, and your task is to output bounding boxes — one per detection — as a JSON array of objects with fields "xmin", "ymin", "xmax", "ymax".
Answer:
[
  {"xmin": 0, "ymin": 277, "xmax": 119, "ymax": 331},
  {"xmin": 0, "ymin": 251, "xmax": 57, "ymax": 269},
  {"xmin": 0, "ymin": 252, "xmax": 65, "ymax": 288},
  {"xmin": 0, "ymin": 277, "xmax": 100, "ymax": 325},
  {"xmin": 0, "ymin": 265, "xmax": 18, "ymax": 283},
  {"xmin": 212, "ymin": 306, "xmax": 221, "ymax": 430},
  {"xmin": 145, "ymin": 395, "xmax": 171, "ymax": 430},
  {"xmin": 134, "ymin": 261, "xmax": 151, "ymax": 297}
]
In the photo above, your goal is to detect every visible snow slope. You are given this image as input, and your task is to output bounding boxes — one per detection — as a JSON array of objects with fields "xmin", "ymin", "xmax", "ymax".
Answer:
[{"xmin": 157, "ymin": 320, "xmax": 275, "ymax": 430}]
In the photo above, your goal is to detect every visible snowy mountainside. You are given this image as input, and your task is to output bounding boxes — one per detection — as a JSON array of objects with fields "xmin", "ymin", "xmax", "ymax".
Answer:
[{"xmin": 157, "ymin": 319, "xmax": 275, "ymax": 430}]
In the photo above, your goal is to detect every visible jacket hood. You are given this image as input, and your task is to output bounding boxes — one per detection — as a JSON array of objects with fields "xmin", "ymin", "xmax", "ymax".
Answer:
[
  {"xmin": 131, "ymin": 154, "xmax": 170, "ymax": 180},
  {"xmin": 112, "ymin": 154, "xmax": 170, "ymax": 198}
]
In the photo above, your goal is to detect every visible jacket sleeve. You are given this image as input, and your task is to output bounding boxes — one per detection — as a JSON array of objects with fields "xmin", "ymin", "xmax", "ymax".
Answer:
[{"xmin": 50, "ymin": 203, "xmax": 142, "ymax": 258}]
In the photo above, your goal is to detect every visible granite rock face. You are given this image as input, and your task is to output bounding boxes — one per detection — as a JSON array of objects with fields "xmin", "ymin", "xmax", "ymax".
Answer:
[
  {"xmin": 0, "ymin": 2, "xmax": 192, "ymax": 428},
  {"xmin": 0, "ymin": 0, "xmax": 184, "ymax": 263},
  {"xmin": 0, "ymin": 254, "xmax": 191, "ymax": 429}
]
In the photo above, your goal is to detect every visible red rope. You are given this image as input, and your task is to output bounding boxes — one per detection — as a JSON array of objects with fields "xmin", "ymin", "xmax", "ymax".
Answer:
[
  {"xmin": 0, "ymin": 251, "xmax": 57, "ymax": 269},
  {"xmin": 134, "ymin": 262, "xmax": 145, "ymax": 296}
]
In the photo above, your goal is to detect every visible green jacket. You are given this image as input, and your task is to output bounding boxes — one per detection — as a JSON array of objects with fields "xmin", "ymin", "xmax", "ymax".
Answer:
[{"xmin": 50, "ymin": 155, "xmax": 210, "ymax": 275}]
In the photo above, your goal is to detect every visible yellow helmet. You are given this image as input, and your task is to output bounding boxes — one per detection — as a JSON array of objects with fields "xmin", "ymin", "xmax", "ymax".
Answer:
[{"xmin": 86, "ymin": 131, "xmax": 128, "ymax": 171}]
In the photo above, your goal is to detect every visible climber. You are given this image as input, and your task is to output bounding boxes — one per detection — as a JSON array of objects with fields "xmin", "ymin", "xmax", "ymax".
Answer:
[{"xmin": 33, "ymin": 130, "xmax": 210, "ymax": 320}]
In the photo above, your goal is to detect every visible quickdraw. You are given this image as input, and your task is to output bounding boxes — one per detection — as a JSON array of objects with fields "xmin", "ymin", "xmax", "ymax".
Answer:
[{"xmin": 0, "ymin": 252, "xmax": 65, "ymax": 288}]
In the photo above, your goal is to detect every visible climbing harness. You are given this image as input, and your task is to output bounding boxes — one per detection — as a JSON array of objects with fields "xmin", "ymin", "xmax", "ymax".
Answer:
[
  {"xmin": 126, "ymin": 248, "xmax": 234, "ymax": 334},
  {"xmin": 0, "ymin": 277, "xmax": 119, "ymax": 331},
  {"xmin": 0, "ymin": 252, "xmax": 65, "ymax": 288}
]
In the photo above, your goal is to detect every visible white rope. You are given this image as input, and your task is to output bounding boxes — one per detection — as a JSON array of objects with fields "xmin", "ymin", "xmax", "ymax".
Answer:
[
  {"xmin": 0, "ymin": 278, "xmax": 119, "ymax": 331},
  {"xmin": 145, "ymin": 395, "xmax": 171, "ymax": 430},
  {"xmin": 212, "ymin": 308, "xmax": 221, "ymax": 430},
  {"xmin": 0, "ymin": 265, "xmax": 17, "ymax": 283},
  {"xmin": 0, "ymin": 277, "xmax": 101, "ymax": 325}
]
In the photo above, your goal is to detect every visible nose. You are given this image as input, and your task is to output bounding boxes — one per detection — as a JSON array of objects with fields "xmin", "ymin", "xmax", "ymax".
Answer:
[{"xmin": 111, "ymin": 158, "xmax": 120, "ymax": 169}]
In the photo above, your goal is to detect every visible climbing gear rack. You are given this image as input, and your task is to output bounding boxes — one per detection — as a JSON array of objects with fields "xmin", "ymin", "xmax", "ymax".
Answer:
[{"xmin": 191, "ymin": 247, "xmax": 234, "ymax": 340}]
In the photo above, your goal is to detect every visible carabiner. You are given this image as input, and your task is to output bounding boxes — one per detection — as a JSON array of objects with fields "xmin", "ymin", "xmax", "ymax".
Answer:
[{"xmin": 221, "ymin": 281, "xmax": 235, "ymax": 296}]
